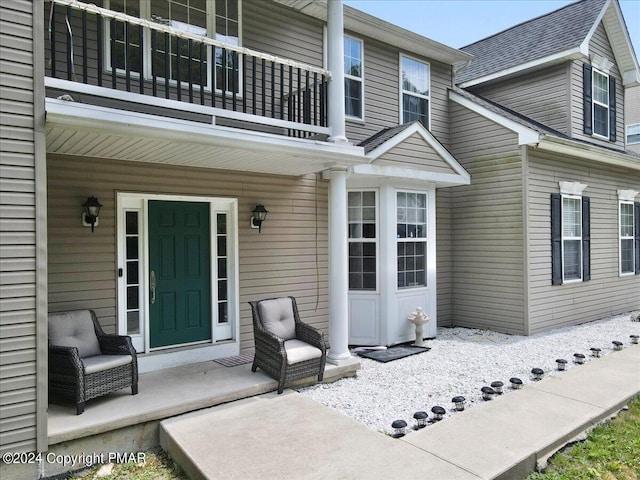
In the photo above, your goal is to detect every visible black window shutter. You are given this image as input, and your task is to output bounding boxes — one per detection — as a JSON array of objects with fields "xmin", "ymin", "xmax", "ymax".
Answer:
[
  {"xmin": 551, "ymin": 194, "xmax": 563, "ymax": 285},
  {"xmin": 583, "ymin": 63, "xmax": 592, "ymax": 135},
  {"xmin": 609, "ymin": 76, "xmax": 616, "ymax": 142},
  {"xmin": 582, "ymin": 196, "xmax": 590, "ymax": 281},
  {"xmin": 635, "ymin": 202, "xmax": 640, "ymax": 275}
]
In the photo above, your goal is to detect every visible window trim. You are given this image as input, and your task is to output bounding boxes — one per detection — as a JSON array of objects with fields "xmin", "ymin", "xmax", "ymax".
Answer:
[
  {"xmin": 561, "ymin": 194, "xmax": 583, "ymax": 283},
  {"xmin": 347, "ymin": 189, "xmax": 378, "ymax": 292},
  {"xmin": 619, "ymin": 200, "xmax": 635, "ymax": 276},
  {"xmin": 399, "ymin": 53, "xmax": 431, "ymax": 128},
  {"xmin": 591, "ymin": 67, "xmax": 610, "ymax": 140},
  {"xmin": 103, "ymin": 0, "xmax": 243, "ymax": 94},
  {"xmin": 395, "ymin": 190, "xmax": 428, "ymax": 290},
  {"xmin": 344, "ymin": 34, "xmax": 364, "ymax": 122}
]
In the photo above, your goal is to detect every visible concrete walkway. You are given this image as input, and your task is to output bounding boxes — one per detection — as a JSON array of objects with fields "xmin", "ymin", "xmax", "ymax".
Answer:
[{"xmin": 160, "ymin": 345, "xmax": 639, "ymax": 480}]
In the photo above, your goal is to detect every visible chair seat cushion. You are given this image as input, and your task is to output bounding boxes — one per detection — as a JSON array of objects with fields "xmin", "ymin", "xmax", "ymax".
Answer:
[
  {"xmin": 258, "ymin": 298, "xmax": 296, "ymax": 340},
  {"xmin": 49, "ymin": 310, "xmax": 102, "ymax": 358},
  {"xmin": 83, "ymin": 355, "xmax": 133, "ymax": 374},
  {"xmin": 284, "ymin": 339, "xmax": 322, "ymax": 365}
]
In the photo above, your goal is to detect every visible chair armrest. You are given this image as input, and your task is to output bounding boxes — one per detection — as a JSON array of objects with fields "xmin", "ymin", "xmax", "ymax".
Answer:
[
  {"xmin": 49, "ymin": 345, "xmax": 83, "ymax": 375},
  {"xmin": 296, "ymin": 322, "xmax": 326, "ymax": 352},
  {"xmin": 97, "ymin": 334, "xmax": 137, "ymax": 356},
  {"xmin": 254, "ymin": 325, "xmax": 286, "ymax": 355}
]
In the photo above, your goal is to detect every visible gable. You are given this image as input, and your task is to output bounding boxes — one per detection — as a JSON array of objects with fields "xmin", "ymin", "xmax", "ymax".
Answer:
[{"xmin": 373, "ymin": 132, "xmax": 458, "ymax": 175}]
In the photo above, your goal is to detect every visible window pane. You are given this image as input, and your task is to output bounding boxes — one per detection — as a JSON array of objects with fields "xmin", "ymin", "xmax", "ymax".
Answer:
[
  {"xmin": 345, "ymin": 78, "xmax": 362, "ymax": 118},
  {"xmin": 620, "ymin": 203, "xmax": 634, "ymax": 237},
  {"xmin": 126, "ymin": 211, "xmax": 138, "ymax": 234},
  {"xmin": 127, "ymin": 286, "xmax": 139, "ymax": 310},
  {"xmin": 621, "ymin": 238, "xmax": 634, "ymax": 274},
  {"xmin": 397, "ymin": 241, "xmax": 426, "ymax": 289},
  {"xmin": 348, "ymin": 241, "xmax": 376, "ymax": 291},
  {"xmin": 401, "ymin": 57, "xmax": 429, "ymax": 96},
  {"xmin": 593, "ymin": 104, "xmax": 608, "ymax": 137},
  {"xmin": 127, "ymin": 311, "xmax": 140, "ymax": 335},
  {"xmin": 403, "ymin": 94, "xmax": 428, "ymax": 127},
  {"xmin": 627, "ymin": 124, "xmax": 640, "ymax": 144},
  {"xmin": 126, "ymin": 236, "xmax": 139, "ymax": 259},
  {"xmin": 563, "ymin": 239, "xmax": 581, "ymax": 280},
  {"xmin": 562, "ymin": 197, "xmax": 581, "ymax": 237},
  {"xmin": 126, "ymin": 261, "xmax": 139, "ymax": 284},
  {"xmin": 593, "ymin": 71, "xmax": 608, "ymax": 105}
]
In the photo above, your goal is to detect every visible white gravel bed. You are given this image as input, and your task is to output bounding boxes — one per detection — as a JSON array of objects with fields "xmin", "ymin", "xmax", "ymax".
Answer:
[{"xmin": 298, "ymin": 313, "xmax": 640, "ymax": 435}]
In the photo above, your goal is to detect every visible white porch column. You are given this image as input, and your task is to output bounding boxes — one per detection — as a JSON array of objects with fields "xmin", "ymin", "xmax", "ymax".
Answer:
[
  {"xmin": 326, "ymin": 0, "xmax": 348, "ymax": 144},
  {"xmin": 327, "ymin": 168, "xmax": 351, "ymax": 364}
]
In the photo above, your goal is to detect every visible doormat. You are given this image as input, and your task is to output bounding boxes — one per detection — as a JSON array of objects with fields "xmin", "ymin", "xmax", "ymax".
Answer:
[
  {"xmin": 357, "ymin": 346, "xmax": 430, "ymax": 363},
  {"xmin": 213, "ymin": 353, "xmax": 254, "ymax": 367}
]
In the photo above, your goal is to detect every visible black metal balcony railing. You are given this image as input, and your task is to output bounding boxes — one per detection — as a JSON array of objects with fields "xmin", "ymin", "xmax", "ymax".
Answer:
[{"xmin": 46, "ymin": 0, "xmax": 330, "ymax": 138}]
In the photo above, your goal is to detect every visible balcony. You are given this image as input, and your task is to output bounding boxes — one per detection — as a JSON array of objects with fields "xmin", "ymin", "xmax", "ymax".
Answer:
[{"xmin": 44, "ymin": 0, "xmax": 364, "ymax": 175}]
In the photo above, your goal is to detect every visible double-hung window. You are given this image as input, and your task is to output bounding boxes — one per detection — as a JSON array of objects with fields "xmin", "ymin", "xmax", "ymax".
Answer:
[
  {"xmin": 396, "ymin": 191, "xmax": 427, "ymax": 289},
  {"xmin": 551, "ymin": 183, "xmax": 590, "ymax": 285},
  {"xmin": 106, "ymin": 0, "xmax": 239, "ymax": 90},
  {"xmin": 592, "ymin": 69, "xmax": 609, "ymax": 138},
  {"xmin": 583, "ymin": 63, "xmax": 616, "ymax": 141},
  {"xmin": 561, "ymin": 196, "xmax": 583, "ymax": 281},
  {"xmin": 618, "ymin": 190, "xmax": 640, "ymax": 276},
  {"xmin": 348, "ymin": 191, "xmax": 377, "ymax": 291},
  {"xmin": 400, "ymin": 55, "xmax": 430, "ymax": 128},
  {"xmin": 620, "ymin": 201, "xmax": 635, "ymax": 275},
  {"xmin": 344, "ymin": 36, "xmax": 363, "ymax": 120}
]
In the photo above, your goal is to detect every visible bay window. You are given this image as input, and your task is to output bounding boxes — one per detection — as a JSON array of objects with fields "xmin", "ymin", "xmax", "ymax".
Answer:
[{"xmin": 396, "ymin": 191, "xmax": 427, "ymax": 288}]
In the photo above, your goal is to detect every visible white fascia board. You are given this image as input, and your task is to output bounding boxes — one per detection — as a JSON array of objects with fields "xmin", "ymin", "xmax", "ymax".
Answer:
[
  {"xmin": 449, "ymin": 90, "xmax": 541, "ymax": 146},
  {"xmin": 45, "ymin": 98, "xmax": 365, "ymax": 161},
  {"xmin": 536, "ymin": 137, "xmax": 640, "ymax": 171},
  {"xmin": 598, "ymin": 0, "xmax": 640, "ymax": 86},
  {"xmin": 365, "ymin": 122, "xmax": 470, "ymax": 180},
  {"xmin": 579, "ymin": 0, "xmax": 610, "ymax": 56},
  {"xmin": 458, "ymin": 47, "xmax": 584, "ymax": 88},
  {"xmin": 352, "ymin": 164, "xmax": 470, "ymax": 187}
]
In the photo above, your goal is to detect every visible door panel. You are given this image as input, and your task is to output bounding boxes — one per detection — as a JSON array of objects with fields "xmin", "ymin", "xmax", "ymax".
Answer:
[{"xmin": 149, "ymin": 200, "xmax": 212, "ymax": 348}]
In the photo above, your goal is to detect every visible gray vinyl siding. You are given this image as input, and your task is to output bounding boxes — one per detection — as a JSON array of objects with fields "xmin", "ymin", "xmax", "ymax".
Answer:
[
  {"xmin": 447, "ymin": 102, "xmax": 526, "ymax": 334},
  {"xmin": 373, "ymin": 133, "xmax": 457, "ymax": 174},
  {"xmin": 435, "ymin": 189, "xmax": 452, "ymax": 326},
  {"xmin": 526, "ymin": 150, "xmax": 640, "ymax": 333},
  {"xmin": 46, "ymin": 156, "xmax": 329, "ymax": 353},
  {"xmin": 0, "ymin": 0, "xmax": 40, "ymax": 454},
  {"xmin": 570, "ymin": 22, "xmax": 625, "ymax": 150},
  {"xmin": 345, "ymin": 35, "xmax": 453, "ymax": 148},
  {"xmin": 470, "ymin": 63, "xmax": 570, "ymax": 136}
]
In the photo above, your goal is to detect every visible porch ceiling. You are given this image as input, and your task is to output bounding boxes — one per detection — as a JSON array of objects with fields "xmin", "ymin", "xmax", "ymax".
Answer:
[{"xmin": 45, "ymin": 99, "xmax": 365, "ymax": 176}]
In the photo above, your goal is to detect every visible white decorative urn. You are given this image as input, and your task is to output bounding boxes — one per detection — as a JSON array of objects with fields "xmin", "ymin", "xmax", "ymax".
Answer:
[{"xmin": 407, "ymin": 307, "xmax": 430, "ymax": 347}]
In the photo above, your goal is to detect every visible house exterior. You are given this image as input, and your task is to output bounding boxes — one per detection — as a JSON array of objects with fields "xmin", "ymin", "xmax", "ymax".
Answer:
[
  {"xmin": 0, "ymin": 0, "xmax": 638, "ymax": 467},
  {"xmin": 448, "ymin": 0, "xmax": 640, "ymax": 334}
]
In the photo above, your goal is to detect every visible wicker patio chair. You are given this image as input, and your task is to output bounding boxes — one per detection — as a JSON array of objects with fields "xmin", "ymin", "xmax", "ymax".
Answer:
[
  {"xmin": 249, "ymin": 296, "xmax": 327, "ymax": 394},
  {"xmin": 48, "ymin": 310, "xmax": 138, "ymax": 414}
]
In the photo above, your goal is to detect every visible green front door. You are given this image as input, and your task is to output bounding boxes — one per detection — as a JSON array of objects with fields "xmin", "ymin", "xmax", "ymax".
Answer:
[{"xmin": 149, "ymin": 200, "xmax": 212, "ymax": 348}]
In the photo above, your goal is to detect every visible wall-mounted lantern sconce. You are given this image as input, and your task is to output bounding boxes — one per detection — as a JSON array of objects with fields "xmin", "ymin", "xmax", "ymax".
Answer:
[
  {"xmin": 82, "ymin": 196, "xmax": 102, "ymax": 233},
  {"xmin": 251, "ymin": 204, "xmax": 269, "ymax": 233}
]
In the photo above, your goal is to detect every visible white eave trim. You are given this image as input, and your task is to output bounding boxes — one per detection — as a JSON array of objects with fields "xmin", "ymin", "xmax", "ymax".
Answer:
[
  {"xmin": 458, "ymin": 46, "xmax": 584, "ymax": 88},
  {"xmin": 352, "ymin": 164, "xmax": 470, "ymax": 187},
  {"xmin": 364, "ymin": 121, "xmax": 470, "ymax": 183},
  {"xmin": 449, "ymin": 90, "xmax": 541, "ymax": 146},
  {"xmin": 45, "ymin": 98, "xmax": 365, "ymax": 161},
  {"xmin": 536, "ymin": 136, "xmax": 640, "ymax": 171}
]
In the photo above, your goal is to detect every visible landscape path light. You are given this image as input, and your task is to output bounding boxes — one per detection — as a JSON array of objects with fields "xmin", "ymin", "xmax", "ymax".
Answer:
[
  {"xmin": 490, "ymin": 381, "xmax": 504, "ymax": 394},
  {"xmin": 573, "ymin": 353, "xmax": 585, "ymax": 364},
  {"xmin": 413, "ymin": 411, "xmax": 428, "ymax": 429},
  {"xmin": 481, "ymin": 386, "xmax": 496, "ymax": 400},
  {"xmin": 630, "ymin": 335, "xmax": 639, "ymax": 345},
  {"xmin": 612, "ymin": 341, "xmax": 623, "ymax": 351},
  {"xmin": 452, "ymin": 396, "xmax": 466, "ymax": 411},
  {"xmin": 391, "ymin": 420, "xmax": 408, "ymax": 438},
  {"xmin": 510, "ymin": 377, "xmax": 523, "ymax": 389},
  {"xmin": 531, "ymin": 368, "xmax": 544, "ymax": 381},
  {"xmin": 556, "ymin": 358, "xmax": 568, "ymax": 371},
  {"xmin": 590, "ymin": 347, "xmax": 601, "ymax": 358},
  {"xmin": 430, "ymin": 406, "xmax": 446, "ymax": 421}
]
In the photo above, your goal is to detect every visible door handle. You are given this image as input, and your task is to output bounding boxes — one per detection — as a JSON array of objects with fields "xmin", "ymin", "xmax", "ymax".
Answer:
[{"xmin": 150, "ymin": 270, "xmax": 156, "ymax": 304}]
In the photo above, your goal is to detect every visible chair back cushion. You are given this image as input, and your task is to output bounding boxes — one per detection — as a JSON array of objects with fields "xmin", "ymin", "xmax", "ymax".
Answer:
[
  {"xmin": 49, "ymin": 310, "xmax": 102, "ymax": 358},
  {"xmin": 258, "ymin": 297, "xmax": 296, "ymax": 340}
]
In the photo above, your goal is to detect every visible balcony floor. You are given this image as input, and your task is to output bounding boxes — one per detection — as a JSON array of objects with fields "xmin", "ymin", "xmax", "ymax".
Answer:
[{"xmin": 48, "ymin": 357, "xmax": 359, "ymax": 446}]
